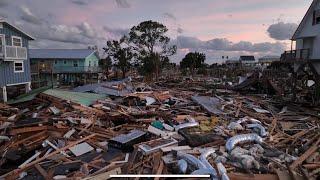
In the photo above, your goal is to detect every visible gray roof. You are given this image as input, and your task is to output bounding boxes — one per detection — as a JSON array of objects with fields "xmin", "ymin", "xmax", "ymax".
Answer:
[
  {"xmin": 0, "ymin": 18, "xmax": 35, "ymax": 40},
  {"xmin": 29, "ymin": 49, "xmax": 97, "ymax": 59},
  {"xmin": 239, "ymin": 56, "xmax": 255, "ymax": 61},
  {"xmin": 73, "ymin": 79, "xmax": 134, "ymax": 97}
]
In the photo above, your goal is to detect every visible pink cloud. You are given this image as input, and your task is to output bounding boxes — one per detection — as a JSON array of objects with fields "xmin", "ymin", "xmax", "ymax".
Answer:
[{"xmin": 179, "ymin": 6, "xmax": 306, "ymax": 43}]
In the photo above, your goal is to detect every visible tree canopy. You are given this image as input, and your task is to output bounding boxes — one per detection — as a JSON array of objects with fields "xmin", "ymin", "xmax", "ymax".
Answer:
[
  {"xmin": 128, "ymin": 20, "xmax": 176, "ymax": 80},
  {"xmin": 99, "ymin": 56, "xmax": 113, "ymax": 77},
  {"xmin": 103, "ymin": 20, "xmax": 177, "ymax": 80},
  {"xmin": 180, "ymin": 52, "xmax": 206, "ymax": 75},
  {"xmin": 103, "ymin": 37, "xmax": 133, "ymax": 78}
]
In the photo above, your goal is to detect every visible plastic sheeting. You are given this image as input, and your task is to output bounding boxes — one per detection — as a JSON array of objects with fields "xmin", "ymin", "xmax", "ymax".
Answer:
[
  {"xmin": 174, "ymin": 122, "xmax": 199, "ymax": 131},
  {"xmin": 177, "ymin": 152, "xmax": 207, "ymax": 170},
  {"xmin": 199, "ymin": 148, "xmax": 217, "ymax": 177},
  {"xmin": 191, "ymin": 168, "xmax": 218, "ymax": 179},
  {"xmin": 230, "ymin": 147, "xmax": 261, "ymax": 169},
  {"xmin": 247, "ymin": 124, "xmax": 268, "ymax": 137},
  {"xmin": 191, "ymin": 96, "xmax": 224, "ymax": 115},
  {"xmin": 236, "ymin": 117, "xmax": 261, "ymax": 124},
  {"xmin": 226, "ymin": 133, "xmax": 263, "ymax": 152},
  {"xmin": 177, "ymin": 159, "xmax": 188, "ymax": 174},
  {"xmin": 217, "ymin": 162, "xmax": 229, "ymax": 180}
]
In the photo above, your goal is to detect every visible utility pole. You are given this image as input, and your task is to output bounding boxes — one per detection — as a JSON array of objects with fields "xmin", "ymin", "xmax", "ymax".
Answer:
[{"xmin": 51, "ymin": 61, "xmax": 54, "ymax": 88}]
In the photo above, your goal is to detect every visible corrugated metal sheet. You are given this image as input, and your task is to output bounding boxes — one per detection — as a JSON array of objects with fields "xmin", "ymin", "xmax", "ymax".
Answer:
[
  {"xmin": 73, "ymin": 79, "xmax": 134, "ymax": 97},
  {"xmin": 29, "ymin": 49, "xmax": 96, "ymax": 60},
  {"xmin": 42, "ymin": 89, "xmax": 107, "ymax": 106}
]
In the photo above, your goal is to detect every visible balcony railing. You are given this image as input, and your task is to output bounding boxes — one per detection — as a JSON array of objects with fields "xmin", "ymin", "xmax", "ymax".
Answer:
[
  {"xmin": 5, "ymin": 46, "xmax": 27, "ymax": 60},
  {"xmin": 0, "ymin": 45, "xmax": 27, "ymax": 60},
  {"xmin": 31, "ymin": 65, "xmax": 101, "ymax": 74},
  {"xmin": 281, "ymin": 49, "xmax": 310, "ymax": 61}
]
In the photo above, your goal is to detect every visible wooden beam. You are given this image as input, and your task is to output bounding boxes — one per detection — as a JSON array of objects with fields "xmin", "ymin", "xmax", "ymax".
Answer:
[
  {"xmin": 34, "ymin": 164, "xmax": 48, "ymax": 178},
  {"xmin": 154, "ymin": 160, "xmax": 164, "ymax": 180},
  {"xmin": 290, "ymin": 138, "xmax": 320, "ymax": 169},
  {"xmin": 2, "ymin": 134, "xmax": 96, "ymax": 179},
  {"xmin": 83, "ymin": 167, "xmax": 121, "ymax": 180},
  {"xmin": 9, "ymin": 126, "xmax": 48, "ymax": 135}
]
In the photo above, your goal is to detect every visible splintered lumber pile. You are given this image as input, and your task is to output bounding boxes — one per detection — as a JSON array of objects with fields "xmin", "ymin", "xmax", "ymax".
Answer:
[{"xmin": 0, "ymin": 78, "xmax": 318, "ymax": 180}]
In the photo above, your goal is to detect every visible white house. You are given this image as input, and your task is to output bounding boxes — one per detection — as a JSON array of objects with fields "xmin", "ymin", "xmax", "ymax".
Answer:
[
  {"xmin": 290, "ymin": 0, "xmax": 320, "ymax": 74},
  {"xmin": 239, "ymin": 56, "xmax": 256, "ymax": 67},
  {"xmin": 292, "ymin": 0, "xmax": 320, "ymax": 59}
]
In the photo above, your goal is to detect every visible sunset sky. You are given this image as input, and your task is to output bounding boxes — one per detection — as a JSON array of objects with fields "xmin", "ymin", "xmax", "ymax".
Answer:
[{"xmin": 0, "ymin": 0, "xmax": 312, "ymax": 63}]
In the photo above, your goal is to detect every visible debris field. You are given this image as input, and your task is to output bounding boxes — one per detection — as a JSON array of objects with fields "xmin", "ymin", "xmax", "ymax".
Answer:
[{"xmin": 0, "ymin": 78, "xmax": 319, "ymax": 180}]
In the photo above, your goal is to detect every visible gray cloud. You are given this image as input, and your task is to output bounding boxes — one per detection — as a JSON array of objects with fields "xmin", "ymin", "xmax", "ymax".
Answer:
[
  {"xmin": 77, "ymin": 22, "xmax": 97, "ymax": 38},
  {"xmin": 103, "ymin": 26, "xmax": 129, "ymax": 37},
  {"xmin": 163, "ymin": 13, "xmax": 177, "ymax": 21},
  {"xmin": 30, "ymin": 39, "xmax": 87, "ymax": 49},
  {"xmin": 176, "ymin": 36, "xmax": 203, "ymax": 49},
  {"xmin": 115, "ymin": 0, "xmax": 131, "ymax": 8},
  {"xmin": 176, "ymin": 36, "xmax": 286, "ymax": 54},
  {"xmin": 0, "ymin": 11, "xmax": 7, "ymax": 18},
  {"xmin": 20, "ymin": 6, "xmax": 42, "ymax": 25},
  {"xmin": 163, "ymin": 12, "xmax": 183, "ymax": 34},
  {"xmin": 71, "ymin": 0, "xmax": 89, "ymax": 6},
  {"xmin": 267, "ymin": 22, "xmax": 298, "ymax": 40},
  {"xmin": 177, "ymin": 27, "xmax": 183, "ymax": 34},
  {"xmin": 0, "ymin": 0, "xmax": 9, "ymax": 7},
  {"xmin": 14, "ymin": 20, "xmax": 104, "ymax": 46}
]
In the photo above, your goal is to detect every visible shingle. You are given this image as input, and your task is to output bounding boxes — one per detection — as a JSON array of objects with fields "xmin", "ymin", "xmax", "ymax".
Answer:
[{"xmin": 29, "ymin": 49, "xmax": 96, "ymax": 59}]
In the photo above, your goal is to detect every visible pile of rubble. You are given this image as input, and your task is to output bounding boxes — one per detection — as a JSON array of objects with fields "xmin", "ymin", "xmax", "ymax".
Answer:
[{"xmin": 0, "ymin": 79, "xmax": 319, "ymax": 180}]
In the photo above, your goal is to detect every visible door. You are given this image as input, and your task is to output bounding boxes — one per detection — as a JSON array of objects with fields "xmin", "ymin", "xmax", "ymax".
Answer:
[
  {"xmin": 302, "ymin": 37, "xmax": 314, "ymax": 59},
  {"xmin": 0, "ymin": 35, "xmax": 4, "ymax": 54}
]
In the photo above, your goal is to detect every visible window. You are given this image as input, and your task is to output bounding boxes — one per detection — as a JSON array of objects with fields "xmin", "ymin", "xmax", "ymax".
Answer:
[
  {"xmin": 89, "ymin": 61, "xmax": 91, "ymax": 67},
  {"xmin": 12, "ymin": 36, "xmax": 22, "ymax": 47},
  {"xmin": 14, "ymin": 61, "xmax": 24, "ymax": 72},
  {"xmin": 73, "ymin": 60, "xmax": 78, "ymax": 67},
  {"xmin": 313, "ymin": 9, "xmax": 320, "ymax": 25},
  {"xmin": 64, "ymin": 60, "xmax": 67, "ymax": 64},
  {"xmin": 54, "ymin": 60, "xmax": 57, "ymax": 64},
  {"xmin": 0, "ymin": 34, "xmax": 4, "ymax": 54},
  {"xmin": 317, "ymin": 17, "xmax": 320, "ymax": 24}
]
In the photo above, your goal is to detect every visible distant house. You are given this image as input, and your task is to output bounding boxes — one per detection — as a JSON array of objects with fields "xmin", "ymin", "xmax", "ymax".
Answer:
[
  {"xmin": 0, "ymin": 18, "xmax": 34, "ymax": 102},
  {"xmin": 239, "ymin": 56, "xmax": 256, "ymax": 66},
  {"xmin": 225, "ymin": 60, "xmax": 240, "ymax": 68},
  {"xmin": 29, "ymin": 49, "xmax": 101, "ymax": 86},
  {"xmin": 258, "ymin": 56, "xmax": 280, "ymax": 66}
]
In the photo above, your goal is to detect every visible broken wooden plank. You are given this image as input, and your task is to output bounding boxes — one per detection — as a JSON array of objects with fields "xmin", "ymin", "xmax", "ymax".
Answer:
[
  {"xmin": 228, "ymin": 173, "xmax": 279, "ymax": 180},
  {"xmin": 152, "ymin": 152, "xmax": 162, "ymax": 174},
  {"xmin": 34, "ymin": 164, "xmax": 48, "ymax": 178},
  {"xmin": 290, "ymin": 138, "xmax": 320, "ymax": 169},
  {"xmin": 9, "ymin": 126, "xmax": 48, "ymax": 135},
  {"xmin": 154, "ymin": 160, "xmax": 164, "ymax": 180},
  {"xmin": 161, "ymin": 145, "xmax": 191, "ymax": 153},
  {"xmin": 2, "ymin": 134, "xmax": 96, "ymax": 179},
  {"xmin": 83, "ymin": 167, "xmax": 121, "ymax": 180}
]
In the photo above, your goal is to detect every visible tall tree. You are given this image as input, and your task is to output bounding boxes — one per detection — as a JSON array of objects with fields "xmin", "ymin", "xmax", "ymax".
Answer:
[
  {"xmin": 103, "ymin": 38, "xmax": 133, "ymax": 79},
  {"xmin": 99, "ymin": 56, "xmax": 113, "ymax": 78},
  {"xmin": 180, "ymin": 52, "xmax": 206, "ymax": 76},
  {"xmin": 128, "ymin": 20, "xmax": 176, "ymax": 80}
]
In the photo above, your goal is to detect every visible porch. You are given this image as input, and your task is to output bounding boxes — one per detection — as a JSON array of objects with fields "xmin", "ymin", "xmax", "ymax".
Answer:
[
  {"xmin": 281, "ymin": 49, "xmax": 311, "ymax": 62},
  {"xmin": 31, "ymin": 64, "xmax": 102, "ymax": 74}
]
